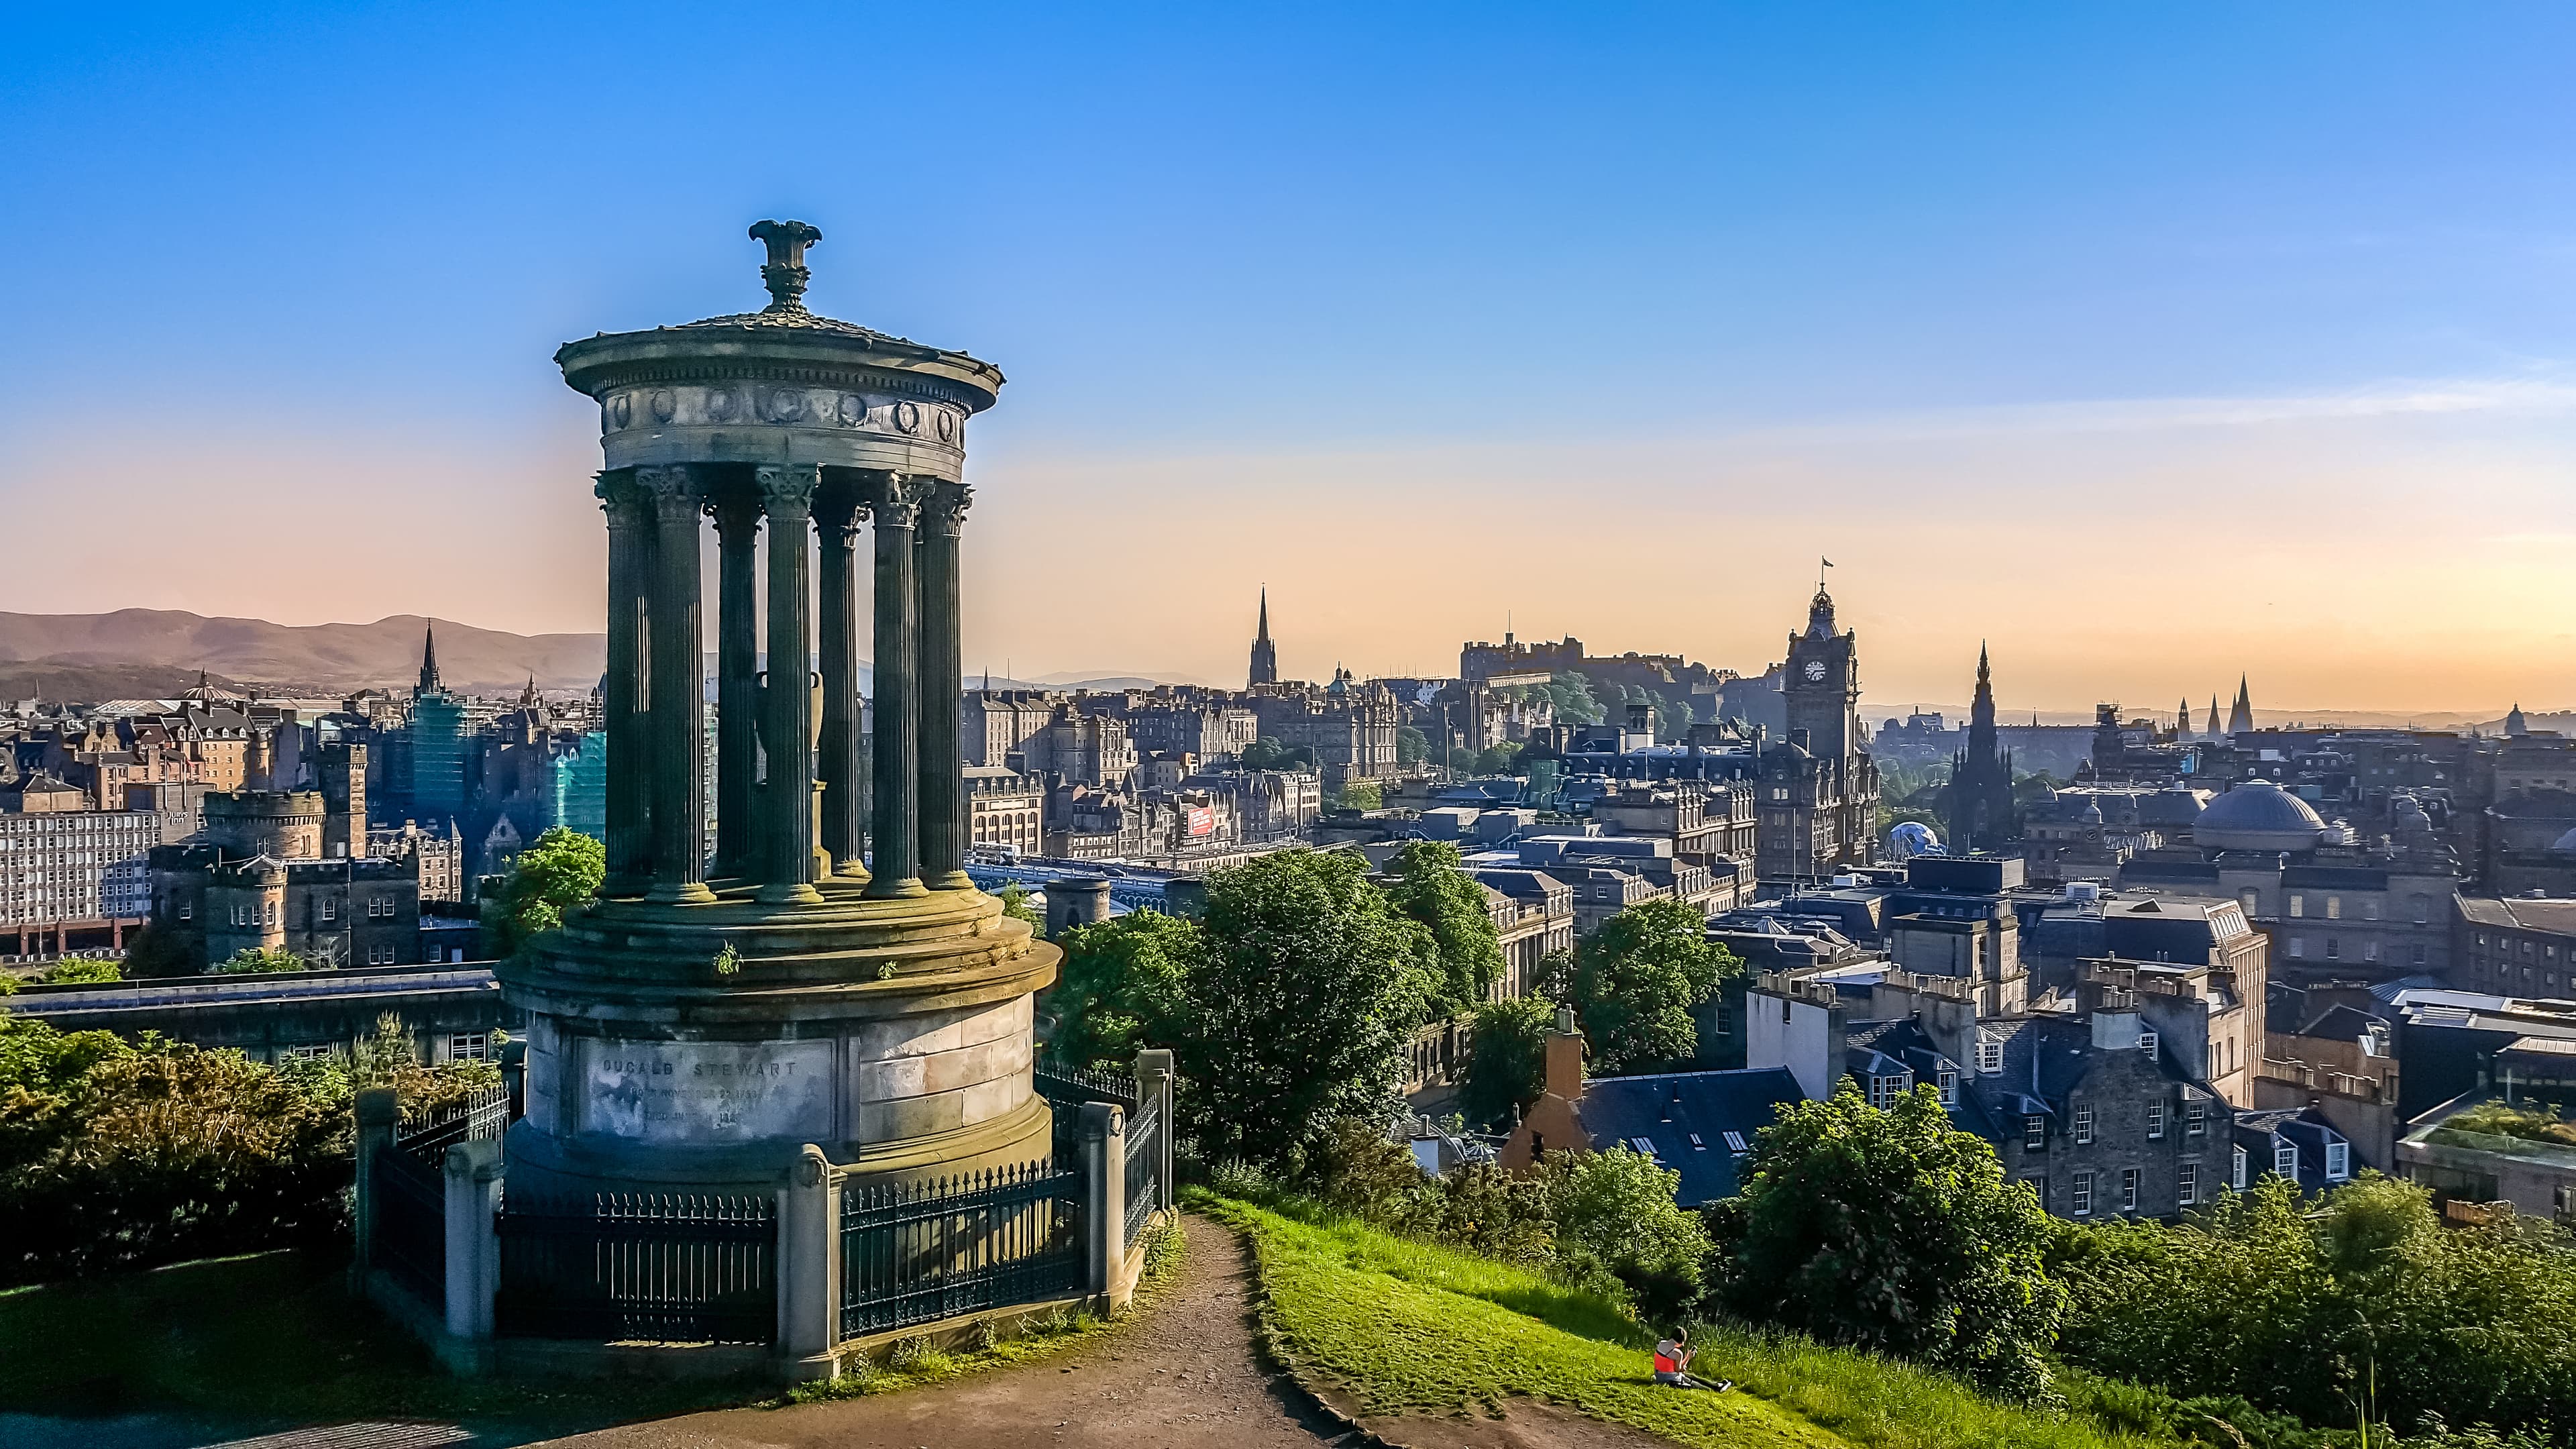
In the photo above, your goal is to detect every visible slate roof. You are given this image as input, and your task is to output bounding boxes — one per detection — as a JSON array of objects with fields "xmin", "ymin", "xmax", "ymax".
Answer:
[
  {"xmin": 2293, "ymin": 1003, "xmax": 2387, "ymax": 1044},
  {"xmin": 2234, "ymin": 1106, "xmax": 2356, "ymax": 1189},
  {"xmin": 1572, "ymin": 1067, "xmax": 1807, "ymax": 1207}
]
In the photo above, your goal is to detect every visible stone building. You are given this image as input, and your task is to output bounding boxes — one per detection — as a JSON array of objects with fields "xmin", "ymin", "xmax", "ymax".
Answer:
[
  {"xmin": 1941, "ymin": 645, "xmax": 2019, "ymax": 853},
  {"xmin": 964, "ymin": 765, "xmax": 1044, "ymax": 856},
  {"xmin": 1252, "ymin": 672, "xmax": 1403, "ymax": 793},
  {"xmin": 148, "ymin": 787, "xmax": 423, "ymax": 970},
  {"xmin": 1754, "ymin": 586, "xmax": 1881, "ymax": 882},
  {"xmin": 2455, "ymin": 895, "xmax": 2576, "ymax": 1000}
]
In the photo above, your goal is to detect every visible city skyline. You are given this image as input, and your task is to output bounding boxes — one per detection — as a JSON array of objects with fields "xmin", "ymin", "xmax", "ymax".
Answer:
[{"xmin": 5, "ymin": 5, "xmax": 2573, "ymax": 710}]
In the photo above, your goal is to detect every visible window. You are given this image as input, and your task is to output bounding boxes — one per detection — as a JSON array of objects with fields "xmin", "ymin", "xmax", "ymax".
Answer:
[
  {"xmin": 2075, "ymin": 1110, "xmax": 2095, "ymax": 1145},
  {"xmin": 2148, "ymin": 1106, "xmax": 2165, "ymax": 1140},
  {"xmin": 1869, "ymin": 1075, "xmax": 1908, "ymax": 1110},
  {"xmin": 1937, "ymin": 1069, "xmax": 1957, "ymax": 1106},
  {"xmin": 2072, "ymin": 1171, "xmax": 2095, "ymax": 1217},
  {"xmin": 2288, "ymin": 894, "xmax": 2306, "ymax": 918},
  {"xmin": 2188, "ymin": 1106, "xmax": 2206, "ymax": 1136},
  {"xmin": 2179, "ymin": 1162, "xmax": 2199, "ymax": 1206},
  {"xmin": 2288, "ymin": 936, "xmax": 2307, "ymax": 959},
  {"xmin": 2239, "ymin": 889, "xmax": 2260, "ymax": 915},
  {"xmin": 449, "ymin": 1032, "xmax": 489, "ymax": 1063},
  {"xmin": 1629, "ymin": 1136, "xmax": 1658, "ymax": 1156},
  {"xmin": 2121, "ymin": 1168, "xmax": 2140, "ymax": 1213},
  {"xmin": 2139, "ymin": 1030, "xmax": 2159, "ymax": 1055},
  {"xmin": 1715, "ymin": 1005, "xmax": 1733, "ymax": 1037},
  {"xmin": 2412, "ymin": 896, "xmax": 2432, "ymax": 925},
  {"xmin": 2326, "ymin": 1142, "xmax": 2349, "ymax": 1179},
  {"xmin": 2410, "ymin": 943, "xmax": 2428, "ymax": 967},
  {"xmin": 2275, "ymin": 1143, "xmax": 2298, "ymax": 1179},
  {"xmin": 2234, "ymin": 1145, "xmax": 2249, "ymax": 1189},
  {"xmin": 178, "ymin": 900, "xmax": 192, "ymax": 920},
  {"xmin": 2361, "ymin": 898, "xmax": 2379, "ymax": 921},
  {"xmin": 319, "ymin": 898, "xmax": 336, "ymax": 922},
  {"xmin": 2021, "ymin": 1175, "xmax": 2048, "ymax": 1200},
  {"xmin": 2024, "ymin": 1116, "xmax": 2047, "ymax": 1151},
  {"xmin": 2324, "ymin": 895, "xmax": 2342, "ymax": 920},
  {"xmin": 1722, "ymin": 1131, "xmax": 1749, "ymax": 1154},
  {"xmin": 1976, "ymin": 1038, "xmax": 2004, "ymax": 1074}
]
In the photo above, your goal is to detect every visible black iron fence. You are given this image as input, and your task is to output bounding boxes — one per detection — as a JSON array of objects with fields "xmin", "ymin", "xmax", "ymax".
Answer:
[
  {"xmin": 371, "ymin": 1146, "xmax": 446, "ymax": 1305},
  {"xmin": 839, "ymin": 1161, "xmax": 1085, "ymax": 1338},
  {"xmin": 496, "ymin": 1193, "xmax": 777, "ymax": 1344},
  {"xmin": 1124, "ymin": 1095, "xmax": 1163, "ymax": 1248},
  {"xmin": 1035, "ymin": 1057, "xmax": 1139, "ymax": 1159},
  {"xmin": 397, "ymin": 1082, "xmax": 512, "ymax": 1165}
]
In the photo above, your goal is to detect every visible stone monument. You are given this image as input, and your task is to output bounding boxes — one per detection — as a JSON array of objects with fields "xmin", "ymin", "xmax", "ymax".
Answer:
[{"xmin": 497, "ymin": 221, "xmax": 1057, "ymax": 1199}]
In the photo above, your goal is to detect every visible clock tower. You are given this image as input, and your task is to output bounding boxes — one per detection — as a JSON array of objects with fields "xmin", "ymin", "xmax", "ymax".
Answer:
[{"xmin": 1783, "ymin": 586, "xmax": 1858, "ymax": 761}]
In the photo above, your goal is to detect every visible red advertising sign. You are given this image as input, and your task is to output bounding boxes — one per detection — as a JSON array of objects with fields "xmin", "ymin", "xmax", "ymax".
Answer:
[{"xmin": 1187, "ymin": 806, "xmax": 1215, "ymax": 837}]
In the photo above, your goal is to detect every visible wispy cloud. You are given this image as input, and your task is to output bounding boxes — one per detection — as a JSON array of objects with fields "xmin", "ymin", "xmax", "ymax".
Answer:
[{"xmin": 1728, "ymin": 374, "xmax": 2576, "ymax": 445}]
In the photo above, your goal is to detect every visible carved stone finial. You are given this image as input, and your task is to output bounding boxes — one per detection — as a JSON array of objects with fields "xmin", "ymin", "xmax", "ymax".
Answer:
[{"xmin": 749, "ymin": 219, "xmax": 822, "ymax": 313}]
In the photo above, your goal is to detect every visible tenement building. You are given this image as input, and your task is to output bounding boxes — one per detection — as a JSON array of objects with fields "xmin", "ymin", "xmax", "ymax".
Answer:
[{"xmin": 148, "ymin": 788, "xmax": 423, "ymax": 969}]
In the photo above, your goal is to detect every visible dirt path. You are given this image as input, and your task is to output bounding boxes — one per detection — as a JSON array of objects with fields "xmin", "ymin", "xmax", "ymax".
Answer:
[
  {"xmin": 532, "ymin": 1213, "xmax": 1348, "ymax": 1449},
  {"xmin": 531, "ymin": 1213, "xmax": 1675, "ymax": 1449}
]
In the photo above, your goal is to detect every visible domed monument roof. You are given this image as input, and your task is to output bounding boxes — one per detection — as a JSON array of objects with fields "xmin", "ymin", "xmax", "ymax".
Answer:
[
  {"xmin": 2553, "ymin": 825, "xmax": 2576, "ymax": 853},
  {"xmin": 2195, "ymin": 777, "xmax": 2327, "ymax": 852}
]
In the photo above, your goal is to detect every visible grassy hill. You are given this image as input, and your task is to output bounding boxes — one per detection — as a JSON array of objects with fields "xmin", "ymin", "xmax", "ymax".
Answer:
[
  {"xmin": 0, "ymin": 610, "xmax": 604, "ymax": 695},
  {"xmin": 1193, "ymin": 1191, "xmax": 2176, "ymax": 1449}
]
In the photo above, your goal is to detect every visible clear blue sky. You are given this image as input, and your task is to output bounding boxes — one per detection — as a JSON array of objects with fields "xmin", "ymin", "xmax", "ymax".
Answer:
[{"xmin": 5, "ymin": 5, "xmax": 2572, "ymax": 711}]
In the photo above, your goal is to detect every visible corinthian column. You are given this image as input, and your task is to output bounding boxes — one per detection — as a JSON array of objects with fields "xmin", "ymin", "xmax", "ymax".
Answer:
[
  {"xmin": 916, "ymin": 480, "xmax": 972, "ymax": 890},
  {"xmin": 709, "ymin": 488, "xmax": 761, "ymax": 877},
  {"xmin": 756, "ymin": 464, "xmax": 823, "ymax": 905},
  {"xmin": 638, "ymin": 464, "xmax": 714, "ymax": 905},
  {"xmin": 596, "ymin": 471, "xmax": 654, "ymax": 896},
  {"xmin": 814, "ymin": 478, "xmax": 868, "ymax": 881},
  {"xmin": 865, "ymin": 472, "xmax": 926, "ymax": 899}
]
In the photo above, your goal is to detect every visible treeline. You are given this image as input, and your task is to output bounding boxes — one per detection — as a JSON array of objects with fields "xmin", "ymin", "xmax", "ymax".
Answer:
[{"xmin": 0, "ymin": 1013, "xmax": 494, "ymax": 1285}]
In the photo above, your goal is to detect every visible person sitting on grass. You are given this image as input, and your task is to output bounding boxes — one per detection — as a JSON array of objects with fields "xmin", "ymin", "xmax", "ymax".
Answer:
[{"xmin": 1651, "ymin": 1328, "xmax": 1731, "ymax": 1392}]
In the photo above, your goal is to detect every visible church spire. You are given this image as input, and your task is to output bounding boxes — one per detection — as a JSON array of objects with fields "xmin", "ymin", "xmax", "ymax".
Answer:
[
  {"xmin": 2226, "ymin": 674, "xmax": 2253, "ymax": 735},
  {"xmin": 1246, "ymin": 588, "xmax": 1279, "ymax": 687},
  {"xmin": 418, "ymin": 622, "xmax": 443, "ymax": 696}
]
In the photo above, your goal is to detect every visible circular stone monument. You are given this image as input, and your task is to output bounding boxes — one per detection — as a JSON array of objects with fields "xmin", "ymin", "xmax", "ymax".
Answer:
[{"xmin": 496, "ymin": 221, "xmax": 1057, "ymax": 1199}]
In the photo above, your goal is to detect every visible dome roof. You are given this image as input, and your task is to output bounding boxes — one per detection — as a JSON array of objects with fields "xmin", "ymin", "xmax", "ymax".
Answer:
[
  {"xmin": 2553, "ymin": 825, "xmax": 2576, "ymax": 853},
  {"xmin": 2194, "ymin": 778, "xmax": 2327, "ymax": 852}
]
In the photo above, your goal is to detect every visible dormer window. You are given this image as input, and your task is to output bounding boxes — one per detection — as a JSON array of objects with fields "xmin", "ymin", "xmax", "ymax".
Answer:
[
  {"xmin": 1976, "ymin": 1039, "xmax": 2004, "ymax": 1074},
  {"xmin": 2275, "ymin": 1143, "xmax": 2299, "ymax": 1179},
  {"xmin": 2138, "ymin": 1030, "xmax": 2159, "ymax": 1055},
  {"xmin": 1937, "ymin": 1069, "xmax": 1957, "ymax": 1106},
  {"xmin": 2326, "ymin": 1142, "xmax": 2349, "ymax": 1180}
]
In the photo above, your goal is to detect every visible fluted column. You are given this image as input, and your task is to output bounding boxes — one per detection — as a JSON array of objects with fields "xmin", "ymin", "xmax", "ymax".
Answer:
[
  {"xmin": 814, "ymin": 479, "xmax": 868, "ymax": 881},
  {"xmin": 596, "ymin": 471, "xmax": 653, "ymax": 896},
  {"xmin": 756, "ymin": 464, "xmax": 823, "ymax": 905},
  {"xmin": 865, "ymin": 472, "xmax": 926, "ymax": 898},
  {"xmin": 709, "ymin": 488, "xmax": 761, "ymax": 877},
  {"xmin": 916, "ymin": 480, "xmax": 972, "ymax": 890},
  {"xmin": 638, "ymin": 464, "xmax": 714, "ymax": 905}
]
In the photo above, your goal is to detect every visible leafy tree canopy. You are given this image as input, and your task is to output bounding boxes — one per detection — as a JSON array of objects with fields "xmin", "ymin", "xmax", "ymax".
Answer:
[
  {"xmin": 40, "ymin": 959, "xmax": 121, "ymax": 984},
  {"xmin": 1240, "ymin": 737, "xmax": 1318, "ymax": 773},
  {"xmin": 1381, "ymin": 840, "xmax": 1505, "ymax": 1019},
  {"xmin": 1336, "ymin": 780, "xmax": 1383, "ymax": 811},
  {"xmin": 219, "ymin": 948, "xmax": 306, "ymax": 975},
  {"xmin": 484, "ymin": 826, "xmax": 604, "ymax": 957},
  {"xmin": 1045, "ymin": 910, "xmax": 1203, "ymax": 1073},
  {"xmin": 998, "ymin": 882, "xmax": 1046, "ymax": 934},
  {"xmin": 1459, "ymin": 996, "xmax": 1556, "ymax": 1128},
  {"xmin": 1711, "ymin": 1079, "xmax": 2065, "ymax": 1401},
  {"xmin": 1544, "ymin": 670, "xmax": 1605, "ymax": 727},
  {"xmin": 1555, "ymin": 898, "xmax": 1736, "ymax": 1073},
  {"xmin": 1395, "ymin": 724, "xmax": 1431, "ymax": 767}
]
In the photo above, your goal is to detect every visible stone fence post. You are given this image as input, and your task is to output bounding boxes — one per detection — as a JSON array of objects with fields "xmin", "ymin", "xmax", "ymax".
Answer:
[
  {"xmin": 1133, "ymin": 1048, "xmax": 1175, "ymax": 1217},
  {"xmin": 443, "ymin": 1137, "xmax": 503, "ymax": 1340},
  {"xmin": 1078, "ymin": 1102, "xmax": 1124, "ymax": 1299},
  {"xmin": 351, "ymin": 1085, "xmax": 398, "ymax": 1292},
  {"xmin": 777, "ymin": 1145, "xmax": 841, "ymax": 1379}
]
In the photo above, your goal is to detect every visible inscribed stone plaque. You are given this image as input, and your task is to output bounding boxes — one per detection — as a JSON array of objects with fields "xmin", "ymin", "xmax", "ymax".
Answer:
[{"xmin": 581, "ymin": 1038, "xmax": 834, "ymax": 1144}]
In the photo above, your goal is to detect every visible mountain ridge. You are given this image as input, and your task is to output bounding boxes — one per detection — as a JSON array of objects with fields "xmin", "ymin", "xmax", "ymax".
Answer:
[{"xmin": 0, "ymin": 609, "xmax": 605, "ymax": 694}]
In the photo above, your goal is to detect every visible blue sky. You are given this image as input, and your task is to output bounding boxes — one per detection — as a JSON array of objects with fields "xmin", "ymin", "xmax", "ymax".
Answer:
[{"xmin": 4, "ymin": 5, "xmax": 2572, "ymax": 710}]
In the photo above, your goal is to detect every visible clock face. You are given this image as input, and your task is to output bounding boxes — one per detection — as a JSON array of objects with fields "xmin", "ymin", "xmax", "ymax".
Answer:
[{"xmin": 1803, "ymin": 659, "xmax": 1828, "ymax": 683}]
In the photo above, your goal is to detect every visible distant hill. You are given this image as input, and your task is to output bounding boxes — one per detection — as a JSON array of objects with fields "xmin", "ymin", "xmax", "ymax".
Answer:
[{"xmin": 0, "ymin": 610, "xmax": 606, "ymax": 696}]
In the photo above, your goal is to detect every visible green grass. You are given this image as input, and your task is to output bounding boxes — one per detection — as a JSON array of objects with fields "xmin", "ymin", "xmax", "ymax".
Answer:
[
  {"xmin": 0, "ymin": 1248, "xmax": 745, "ymax": 1433},
  {"xmin": 1193, "ymin": 1190, "xmax": 2184, "ymax": 1449}
]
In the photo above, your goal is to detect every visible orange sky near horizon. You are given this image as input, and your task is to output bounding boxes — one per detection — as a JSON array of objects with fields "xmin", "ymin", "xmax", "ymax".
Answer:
[{"xmin": 4, "ymin": 376, "xmax": 2569, "ymax": 718}]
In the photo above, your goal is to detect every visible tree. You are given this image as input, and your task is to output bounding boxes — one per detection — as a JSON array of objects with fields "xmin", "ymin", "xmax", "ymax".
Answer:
[
  {"xmin": 483, "ymin": 826, "xmax": 604, "ymax": 957},
  {"xmin": 1710, "ymin": 1081, "xmax": 2065, "ymax": 1401},
  {"xmin": 1381, "ymin": 840, "xmax": 1505, "ymax": 1018},
  {"xmin": 998, "ymin": 883, "xmax": 1046, "ymax": 933},
  {"xmin": 1242, "ymin": 737, "xmax": 1318, "ymax": 773},
  {"xmin": 2050, "ymin": 1175, "xmax": 2576, "ymax": 1440},
  {"xmin": 1338, "ymin": 780, "xmax": 1383, "ymax": 811},
  {"xmin": 1543, "ymin": 1146, "xmax": 1711, "ymax": 1324},
  {"xmin": 1184, "ymin": 850, "xmax": 1436, "ymax": 1167},
  {"xmin": 1558, "ymin": 898, "xmax": 1737, "ymax": 1073},
  {"xmin": 1044, "ymin": 910, "xmax": 1203, "ymax": 1073},
  {"xmin": 1459, "ymin": 997, "xmax": 1555, "ymax": 1126},
  {"xmin": 119, "ymin": 921, "xmax": 195, "ymax": 979},
  {"xmin": 1544, "ymin": 670, "xmax": 1605, "ymax": 726},
  {"xmin": 40, "ymin": 959, "xmax": 121, "ymax": 984},
  {"xmin": 219, "ymin": 947, "xmax": 307, "ymax": 975},
  {"xmin": 1395, "ymin": 724, "xmax": 1431, "ymax": 767},
  {"xmin": 1472, "ymin": 741, "xmax": 1527, "ymax": 775}
]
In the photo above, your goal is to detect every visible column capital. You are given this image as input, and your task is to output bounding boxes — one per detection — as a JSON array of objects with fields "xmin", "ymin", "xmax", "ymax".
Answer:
[
  {"xmin": 918, "ymin": 480, "xmax": 973, "ymax": 539},
  {"xmin": 865, "ymin": 470, "xmax": 925, "ymax": 529},
  {"xmin": 594, "ymin": 471, "xmax": 651, "ymax": 527},
  {"xmin": 755, "ymin": 462, "xmax": 822, "ymax": 521},
  {"xmin": 637, "ymin": 464, "xmax": 703, "ymax": 519},
  {"xmin": 812, "ymin": 476, "xmax": 866, "ymax": 537},
  {"xmin": 706, "ymin": 487, "xmax": 762, "ymax": 539}
]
